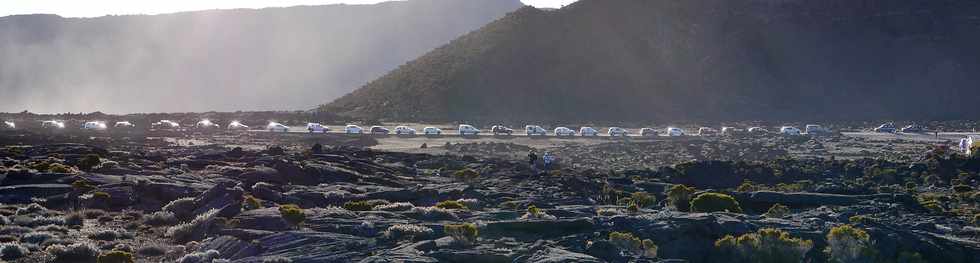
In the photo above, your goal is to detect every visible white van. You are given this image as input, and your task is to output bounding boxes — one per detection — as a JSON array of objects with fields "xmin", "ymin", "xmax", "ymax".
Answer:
[
  {"xmin": 780, "ymin": 126, "xmax": 802, "ymax": 135},
  {"xmin": 608, "ymin": 127, "xmax": 629, "ymax": 137},
  {"xmin": 526, "ymin": 125, "xmax": 547, "ymax": 136},
  {"xmin": 227, "ymin": 121, "xmax": 249, "ymax": 130},
  {"xmin": 805, "ymin": 124, "xmax": 830, "ymax": 135},
  {"xmin": 42, "ymin": 120, "xmax": 65, "ymax": 129},
  {"xmin": 666, "ymin": 127, "xmax": 685, "ymax": 137},
  {"xmin": 748, "ymin": 127, "xmax": 768, "ymax": 134},
  {"xmin": 114, "ymin": 121, "xmax": 135, "ymax": 129},
  {"xmin": 721, "ymin": 127, "xmax": 739, "ymax": 136},
  {"xmin": 152, "ymin": 120, "xmax": 179, "ymax": 129},
  {"xmin": 196, "ymin": 120, "xmax": 220, "ymax": 129},
  {"xmin": 458, "ymin": 124, "xmax": 480, "ymax": 135},
  {"xmin": 82, "ymin": 121, "xmax": 107, "ymax": 130},
  {"xmin": 423, "ymin": 127, "xmax": 442, "ymax": 135},
  {"xmin": 345, "ymin": 125, "xmax": 363, "ymax": 134},
  {"xmin": 394, "ymin": 126, "xmax": 416, "ymax": 135},
  {"xmin": 267, "ymin": 122, "xmax": 289, "ymax": 132},
  {"xmin": 639, "ymin": 128, "xmax": 657, "ymax": 136},
  {"xmin": 579, "ymin": 127, "xmax": 599, "ymax": 136},
  {"xmin": 554, "ymin": 127, "xmax": 576, "ymax": 136},
  {"xmin": 697, "ymin": 127, "xmax": 716, "ymax": 136},
  {"xmin": 307, "ymin": 123, "xmax": 329, "ymax": 133},
  {"xmin": 2, "ymin": 121, "xmax": 14, "ymax": 129}
]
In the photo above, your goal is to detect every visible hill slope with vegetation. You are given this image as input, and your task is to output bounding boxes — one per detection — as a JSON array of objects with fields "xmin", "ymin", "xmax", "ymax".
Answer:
[{"xmin": 324, "ymin": 0, "xmax": 980, "ymax": 122}]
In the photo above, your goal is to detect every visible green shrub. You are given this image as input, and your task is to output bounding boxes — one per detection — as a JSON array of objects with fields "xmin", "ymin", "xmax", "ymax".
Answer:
[
  {"xmin": 630, "ymin": 192, "xmax": 656, "ymax": 208},
  {"xmin": 714, "ymin": 228, "xmax": 813, "ymax": 263},
  {"xmin": 278, "ymin": 205, "xmax": 305, "ymax": 226},
  {"xmin": 78, "ymin": 155, "xmax": 102, "ymax": 171},
  {"xmin": 666, "ymin": 184, "xmax": 696, "ymax": 212},
  {"xmin": 72, "ymin": 180, "xmax": 96, "ymax": 193},
  {"xmin": 690, "ymin": 193, "xmax": 743, "ymax": 213},
  {"xmin": 826, "ymin": 224, "xmax": 877, "ymax": 263},
  {"xmin": 434, "ymin": 200, "xmax": 468, "ymax": 210},
  {"xmin": 904, "ymin": 182, "xmax": 917, "ymax": 193},
  {"xmin": 952, "ymin": 184, "xmax": 973, "ymax": 193},
  {"xmin": 453, "ymin": 169, "xmax": 480, "ymax": 181},
  {"xmin": 609, "ymin": 231, "xmax": 658, "ymax": 258},
  {"xmin": 626, "ymin": 201, "xmax": 640, "ymax": 214},
  {"xmin": 97, "ymin": 250, "xmax": 135, "ymax": 263},
  {"xmin": 243, "ymin": 195, "xmax": 262, "ymax": 210},
  {"xmin": 48, "ymin": 163, "xmax": 76, "ymax": 173},
  {"xmin": 92, "ymin": 192, "xmax": 111, "ymax": 200},
  {"xmin": 342, "ymin": 200, "xmax": 389, "ymax": 211},
  {"xmin": 920, "ymin": 200, "xmax": 944, "ymax": 214},
  {"xmin": 849, "ymin": 215, "xmax": 873, "ymax": 225},
  {"xmin": 764, "ymin": 203, "xmax": 790, "ymax": 218},
  {"xmin": 444, "ymin": 223, "xmax": 478, "ymax": 245}
]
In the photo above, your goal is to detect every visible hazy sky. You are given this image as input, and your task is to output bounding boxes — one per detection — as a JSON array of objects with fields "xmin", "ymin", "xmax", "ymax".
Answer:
[{"xmin": 1, "ymin": 0, "xmax": 578, "ymax": 17}]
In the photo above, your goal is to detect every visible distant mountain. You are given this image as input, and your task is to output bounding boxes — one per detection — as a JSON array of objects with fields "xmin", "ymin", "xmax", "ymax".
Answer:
[
  {"xmin": 323, "ymin": 0, "xmax": 980, "ymax": 122},
  {"xmin": 0, "ymin": 0, "xmax": 524, "ymax": 113}
]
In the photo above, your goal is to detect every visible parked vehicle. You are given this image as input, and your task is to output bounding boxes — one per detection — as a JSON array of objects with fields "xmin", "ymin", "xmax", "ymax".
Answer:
[
  {"xmin": 82, "ymin": 121, "xmax": 107, "ymax": 130},
  {"xmin": 579, "ymin": 127, "xmax": 599, "ymax": 136},
  {"xmin": 554, "ymin": 127, "xmax": 576, "ymax": 136},
  {"xmin": 267, "ymin": 122, "xmax": 289, "ymax": 132},
  {"xmin": 370, "ymin": 126, "xmax": 390, "ymax": 135},
  {"xmin": 491, "ymin": 125, "xmax": 514, "ymax": 135},
  {"xmin": 307, "ymin": 123, "xmax": 329, "ymax": 133},
  {"xmin": 805, "ymin": 124, "xmax": 831, "ymax": 134},
  {"xmin": 423, "ymin": 127, "xmax": 442, "ymax": 135},
  {"xmin": 780, "ymin": 126, "xmax": 802, "ymax": 135},
  {"xmin": 525, "ymin": 125, "xmax": 547, "ymax": 136},
  {"xmin": 608, "ymin": 127, "xmax": 629, "ymax": 137},
  {"xmin": 697, "ymin": 127, "xmax": 716, "ymax": 136},
  {"xmin": 666, "ymin": 127, "xmax": 685, "ymax": 136},
  {"xmin": 114, "ymin": 121, "xmax": 135, "ymax": 129},
  {"xmin": 227, "ymin": 121, "xmax": 249, "ymax": 130},
  {"xmin": 748, "ymin": 127, "xmax": 768, "ymax": 134},
  {"xmin": 721, "ymin": 127, "xmax": 741, "ymax": 136},
  {"xmin": 42, "ymin": 120, "xmax": 65, "ymax": 129},
  {"xmin": 345, "ymin": 125, "xmax": 364, "ymax": 134},
  {"xmin": 458, "ymin": 124, "xmax": 480, "ymax": 135},
  {"xmin": 640, "ymin": 128, "xmax": 657, "ymax": 136},
  {"xmin": 152, "ymin": 120, "xmax": 180, "ymax": 129},
  {"xmin": 2, "ymin": 121, "xmax": 14, "ymax": 129},
  {"xmin": 873, "ymin": 123, "xmax": 897, "ymax": 133},
  {"xmin": 195, "ymin": 120, "xmax": 220, "ymax": 129},
  {"xmin": 901, "ymin": 124, "xmax": 926, "ymax": 133},
  {"xmin": 394, "ymin": 126, "xmax": 416, "ymax": 135}
]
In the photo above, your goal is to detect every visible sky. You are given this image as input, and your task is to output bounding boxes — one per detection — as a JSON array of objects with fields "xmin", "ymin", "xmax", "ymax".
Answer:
[{"xmin": 1, "ymin": 0, "xmax": 578, "ymax": 17}]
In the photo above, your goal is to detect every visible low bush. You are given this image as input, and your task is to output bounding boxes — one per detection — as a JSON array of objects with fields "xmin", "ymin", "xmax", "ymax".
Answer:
[
  {"xmin": 764, "ymin": 204, "xmax": 790, "ymax": 218},
  {"xmin": 162, "ymin": 197, "xmax": 196, "ymax": 220},
  {"xmin": 82, "ymin": 209, "xmax": 106, "ymax": 219},
  {"xmin": 16, "ymin": 203, "xmax": 46, "ymax": 215},
  {"xmin": 144, "ymin": 211, "xmax": 178, "ymax": 226},
  {"xmin": 97, "ymin": 250, "xmax": 135, "ymax": 263},
  {"xmin": 0, "ymin": 242, "xmax": 28, "ymax": 260},
  {"xmin": 48, "ymin": 163, "xmax": 76, "ymax": 173},
  {"xmin": 630, "ymin": 192, "xmax": 656, "ymax": 208},
  {"xmin": 409, "ymin": 207, "xmax": 458, "ymax": 221},
  {"xmin": 384, "ymin": 224, "xmax": 434, "ymax": 240},
  {"xmin": 609, "ymin": 231, "xmax": 658, "ymax": 258},
  {"xmin": 373, "ymin": 202, "xmax": 415, "ymax": 212},
  {"xmin": 88, "ymin": 229, "xmax": 126, "ymax": 241},
  {"xmin": 849, "ymin": 215, "xmax": 873, "ymax": 225},
  {"xmin": 520, "ymin": 205, "xmax": 556, "ymax": 220},
  {"xmin": 243, "ymin": 195, "xmax": 262, "ymax": 210},
  {"xmin": 177, "ymin": 249, "xmax": 221, "ymax": 263},
  {"xmin": 714, "ymin": 228, "xmax": 813, "ymax": 263},
  {"xmin": 136, "ymin": 244, "xmax": 167, "ymax": 256},
  {"xmin": 278, "ymin": 205, "xmax": 305, "ymax": 226},
  {"xmin": 434, "ymin": 200, "xmax": 468, "ymax": 210},
  {"xmin": 46, "ymin": 242, "xmax": 101, "ymax": 262},
  {"xmin": 342, "ymin": 200, "xmax": 389, "ymax": 211},
  {"xmin": 690, "ymin": 193, "xmax": 743, "ymax": 213},
  {"xmin": 453, "ymin": 169, "xmax": 480, "ymax": 182},
  {"xmin": 666, "ymin": 185, "xmax": 696, "ymax": 212},
  {"xmin": 65, "ymin": 212, "xmax": 84, "ymax": 227},
  {"xmin": 444, "ymin": 223, "xmax": 478, "ymax": 245},
  {"xmin": 952, "ymin": 184, "xmax": 973, "ymax": 193},
  {"xmin": 825, "ymin": 224, "xmax": 877, "ymax": 263},
  {"xmin": 77, "ymin": 155, "xmax": 102, "ymax": 171},
  {"xmin": 167, "ymin": 209, "xmax": 219, "ymax": 243},
  {"xmin": 21, "ymin": 231, "xmax": 56, "ymax": 244}
]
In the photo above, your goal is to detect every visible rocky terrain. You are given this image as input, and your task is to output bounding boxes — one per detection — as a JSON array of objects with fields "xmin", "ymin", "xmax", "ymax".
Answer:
[{"xmin": 0, "ymin": 127, "xmax": 978, "ymax": 262}]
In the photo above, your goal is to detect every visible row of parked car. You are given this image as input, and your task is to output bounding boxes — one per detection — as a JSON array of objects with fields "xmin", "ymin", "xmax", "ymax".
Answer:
[
  {"xmin": 872, "ymin": 123, "xmax": 928, "ymax": 133},
  {"xmin": 1, "ymin": 119, "xmax": 835, "ymax": 137}
]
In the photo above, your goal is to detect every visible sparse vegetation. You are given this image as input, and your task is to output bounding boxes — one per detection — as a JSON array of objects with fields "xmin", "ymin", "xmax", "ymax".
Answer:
[
  {"xmin": 47, "ymin": 242, "xmax": 101, "ymax": 262},
  {"xmin": 444, "ymin": 223, "xmax": 478, "ymax": 246},
  {"xmin": 689, "ymin": 193, "xmax": 743, "ymax": 213},
  {"xmin": 97, "ymin": 250, "xmax": 135, "ymax": 263},
  {"xmin": 0, "ymin": 242, "xmax": 28, "ymax": 260},
  {"xmin": 520, "ymin": 205, "xmax": 556, "ymax": 220},
  {"xmin": 714, "ymin": 228, "xmax": 813, "ymax": 263},
  {"xmin": 608, "ymin": 231, "xmax": 658, "ymax": 258},
  {"xmin": 278, "ymin": 204, "xmax": 306, "ymax": 227},
  {"xmin": 162, "ymin": 197, "xmax": 197, "ymax": 220},
  {"xmin": 77, "ymin": 154, "xmax": 102, "ymax": 171},
  {"xmin": 243, "ymin": 195, "xmax": 262, "ymax": 210},
  {"xmin": 167, "ymin": 209, "xmax": 219, "ymax": 242},
  {"xmin": 764, "ymin": 203, "xmax": 790, "ymax": 218},
  {"xmin": 453, "ymin": 168, "xmax": 480, "ymax": 182},
  {"xmin": 434, "ymin": 200, "xmax": 468, "ymax": 210},
  {"xmin": 384, "ymin": 224, "xmax": 434, "ymax": 241},
  {"xmin": 666, "ymin": 185, "xmax": 696, "ymax": 212},
  {"xmin": 826, "ymin": 224, "xmax": 877, "ymax": 263},
  {"xmin": 343, "ymin": 200, "xmax": 389, "ymax": 211}
]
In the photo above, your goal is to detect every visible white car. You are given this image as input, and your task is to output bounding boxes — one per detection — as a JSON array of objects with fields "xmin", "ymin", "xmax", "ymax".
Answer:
[
  {"xmin": 82, "ymin": 121, "xmax": 107, "ymax": 130},
  {"xmin": 370, "ymin": 126, "xmax": 390, "ymax": 135},
  {"xmin": 423, "ymin": 127, "xmax": 442, "ymax": 135},
  {"xmin": 196, "ymin": 120, "xmax": 220, "ymax": 129},
  {"xmin": 307, "ymin": 123, "xmax": 329, "ymax": 133},
  {"xmin": 114, "ymin": 121, "xmax": 135, "ymax": 129},
  {"xmin": 721, "ymin": 127, "xmax": 739, "ymax": 135},
  {"xmin": 42, "ymin": 120, "xmax": 66, "ymax": 129},
  {"xmin": 152, "ymin": 120, "xmax": 180, "ymax": 129},
  {"xmin": 227, "ymin": 121, "xmax": 249, "ymax": 130},
  {"xmin": 666, "ymin": 127, "xmax": 685, "ymax": 137},
  {"xmin": 458, "ymin": 124, "xmax": 480, "ymax": 136},
  {"xmin": 394, "ymin": 126, "xmax": 416, "ymax": 135},
  {"xmin": 554, "ymin": 127, "xmax": 576, "ymax": 136},
  {"xmin": 345, "ymin": 125, "xmax": 363, "ymax": 134},
  {"xmin": 748, "ymin": 127, "xmax": 769, "ymax": 134},
  {"xmin": 2, "ymin": 121, "xmax": 15, "ymax": 129},
  {"xmin": 579, "ymin": 127, "xmax": 599, "ymax": 136},
  {"xmin": 267, "ymin": 122, "xmax": 289, "ymax": 132},
  {"xmin": 697, "ymin": 127, "xmax": 716, "ymax": 136},
  {"xmin": 780, "ymin": 126, "xmax": 802, "ymax": 135},
  {"xmin": 526, "ymin": 125, "xmax": 547, "ymax": 136},
  {"xmin": 639, "ymin": 128, "xmax": 657, "ymax": 136},
  {"xmin": 608, "ymin": 127, "xmax": 629, "ymax": 137},
  {"xmin": 805, "ymin": 124, "xmax": 830, "ymax": 135}
]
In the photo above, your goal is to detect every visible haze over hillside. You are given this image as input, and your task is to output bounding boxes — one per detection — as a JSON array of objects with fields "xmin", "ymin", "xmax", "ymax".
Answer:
[
  {"xmin": 0, "ymin": 0, "xmax": 524, "ymax": 113},
  {"xmin": 324, "ymin": 0, "xmax": 980, "ymax": 122}
]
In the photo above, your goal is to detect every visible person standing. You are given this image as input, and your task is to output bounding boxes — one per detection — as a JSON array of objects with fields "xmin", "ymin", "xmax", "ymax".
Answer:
[
  {"xmin": 543, "ymin": 152, "xmax": 555, "ymax": 171},
  {"xmin": 528, "ymin": 150, "xmax": 538, "ymax": 172}
]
